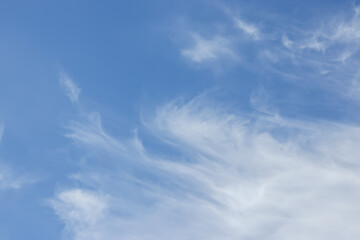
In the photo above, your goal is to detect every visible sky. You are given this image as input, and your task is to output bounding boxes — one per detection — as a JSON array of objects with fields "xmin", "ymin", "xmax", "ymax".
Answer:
[{"xmin": 1, "ymin": 0, "xmax": 360, "ymax": 239}]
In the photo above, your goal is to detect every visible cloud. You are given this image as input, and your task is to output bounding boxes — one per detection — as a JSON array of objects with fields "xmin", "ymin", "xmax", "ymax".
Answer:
[
  {"xmin": 52, "ymin": 4, "xmax": 360, "ymax": 239},
  {"xmin": 299, "ymin": 36, "xmax": 326, "ymax": 52},
  {"xmin": 65, "ymin": 112, "xmax": 126, "ymax": 154},
  {"xmin": 235, "ymin": 18, "xmax": 260, "ymax": 40},
  {"xmin": 49, "ymin": 189, "xmax": 109, "ymax": 240},
  {"xmin": 0, "ymin": 125, "xmax": 37, "ymax": 190},
  {"xmin": 177, "ymin": 4, "xmax": 360, "ymax": 100},
  {"xmin": 249, "ymin": 85, "xmax": 276, "ymax": 115},
  {"xmin": 280, "ymin": 6, "xmax": 360, "ymax": 54},
  {"xmin": 52, "ymin": 189, "xmax": 107, "ymax": 226},
  {"xmin": 181, "ymin": 33, "xmax": 236, "ymax": 63},
  {"xmin": 51, "ymin": 90, "xmax": 360, "ymax": 239},
  {"xmin": 60, "ymin": 73, "xmax": 81, "ymax": 103},
  {"xmin": 0, "ymin": 163, "xmax": 32, "ymax": 190},
  {"xmin": 256, "ymin": 5, "xmax": 360, "ymax": 99},
  {"xmin": 0, "ymin": 168, "xmax": 20, "ymax": 190},
  {"xmin": 281, "ymin": 35, "xmax": 294, "ymax": 49},
  {"xmin": 332, "ymin": 16, "xmax": 360, "ymax": 44}
]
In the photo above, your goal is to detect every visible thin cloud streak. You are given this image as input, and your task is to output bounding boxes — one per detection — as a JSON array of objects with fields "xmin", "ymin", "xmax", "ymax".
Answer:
[
  {"xmin": 60, "ymin": 73, "xmax": 81, "ymax": 104},
  {"xmin": 235, "ymin": 18, "xmax": 260, "ymax": 40}
]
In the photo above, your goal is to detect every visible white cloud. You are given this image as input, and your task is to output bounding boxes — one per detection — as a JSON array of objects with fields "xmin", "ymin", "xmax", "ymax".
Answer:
[
  {"xmin": 282, "ymin": 5, "xmax": 360, "ymax": 55},
  {"xmin": 51, "ymin": 93, "xmax": 360, "ymax": 239},
  {"xmin": 181, "ymin": 33, "xmax": 236, "ymax": 63},
  {"xmin": 250, "ymin": 85, "xmax": 276, "ymax": 115},
  {"xmin": 147, "ymin": 98, "xmax": 360, "ymax": 240},
  {"xmin": 281, "ymin": 35, "xmax": 294, "ymax": 49},
  {"xmin": 51, "ymin": 189, "xmax": 107, "ymax": 225},
  {"xmin": 299, "ymin": 36, "xmax": 326, "ymax": 52},
  {"xmin": 60, "ymin": 73, "xmax": 81, "ymax": 103},
  {"xmin": 53, "ymin": 5, "xmax": 360, "ymax": 238},
  {"xmin": 50, "ymin": 189, "xmax": 109, "ymax": 240},
  {"xmin": 0, "ymin": 163, "xmax": 29, "ymax": 190},
  {"xmin": 355, "ymin": 5, "xmax": 360, "ymax": 16},
  {"xmin": 332, "ymin": 13, "xmax": 360, "ymax": 44},
  {"xmin": 176, "ymin": 4, "xmax": 360, "ymax": 100},
  {"xmin": 254, "ymin": 5, "xmax": 360, "ymax": 99},
  {"xmin": 65, "ymin": 112, "xmax": 125, "ymax": 154},
  {"xmin": 0, "ymin": 169, "xmax": 20, "ymax": 190},
  {"xmin": 235, "ymin": 18, "xmax": 260, "ymax": 40},
  {"xmin": 0, "ymin": 126, "xmax": 34, "ymax": 190}
]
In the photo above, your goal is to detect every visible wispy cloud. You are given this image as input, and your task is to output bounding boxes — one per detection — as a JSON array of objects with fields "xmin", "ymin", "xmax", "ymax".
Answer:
[
  {"xmin": 65, "ymin": 112, "xmax": 126, "ymax": 154},
  {"xmin": 178, "ymin": 4, "xmax": 360, "ymax": 100},
  {"xmin": 281, "ymin": 35, "xmax": 294, "ymax": 49},
  {"xmin": 250, "ymin": 85, "xmax": 276, "ymax": 115},
  {"xmin": 235, "ymin": 18, "xmax": 260, "ymax": 40},
  {"xmin": 299, "ymin": 36, "xmax": 326, "ymax": 52},
  {"xmin": 52, "ymin": 4, "xmax": 360, "ymax": 239},
  {"xmin": 0, "ymin": 162, "xmax": 34, "ymax": 190},
  {"xmin": 0, "ymin": 125, "xmax": 37, "ymax": 190},
  {"xmin": 60, "ymin": 73, "xmax": 81, "ymax": 104},
  {"xmin": 51, "ymin": 87, "xmax": 360, "ymax": 239},
  {"xmin": 256, "ymin": 5, "xmax": 360, "ymax": 99},
  {"xmin": 181, "ymin": 33, "xmax": 236, "ymax": 63},
  {"xmin": 151, "ymin": 99, "xmax": 360, "ymax": 239},
  {"xmin": 0, "ymin": 169, "xmax": 22, "ymax": 190}
]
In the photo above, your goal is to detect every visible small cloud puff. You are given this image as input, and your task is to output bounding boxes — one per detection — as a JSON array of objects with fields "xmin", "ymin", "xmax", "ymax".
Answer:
[{"xmin": 50, "ymin": 189, "xmax": 107, "ymax": 227}]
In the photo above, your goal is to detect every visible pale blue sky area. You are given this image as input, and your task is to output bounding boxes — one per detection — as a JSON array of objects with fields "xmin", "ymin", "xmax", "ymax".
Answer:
[{"xmin": 1, "ymin": 1, "xmax": 360, "ymax": 239}]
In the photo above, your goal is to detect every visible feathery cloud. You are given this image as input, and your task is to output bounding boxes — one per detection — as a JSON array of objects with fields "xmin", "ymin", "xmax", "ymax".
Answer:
[
  {"xmin": 60, "ymin": 73, "xmax": 81, "ymax": 104},
  {"xmin": 51, "ymin": 4, "xmax": 360, "ymax": 239},
  {"xmin": 181, "ymin": 33, "xmax": 236, "ymax": 63},
  {"xmin": 51, "ymin": 91, "xmax": 360, "ymax": 240},
  {"xmin": 178, "ymin": 5, "xmax": 360, "ymax": 99}
]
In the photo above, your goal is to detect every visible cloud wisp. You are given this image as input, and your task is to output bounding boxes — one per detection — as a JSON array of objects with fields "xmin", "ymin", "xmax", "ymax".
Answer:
[
  {"xmin": 178, "ymin": 4, "xmax": 360, "ymax": 100},
  {"xmin": 51, "ymin": 88, "xmax": 360, "ymax": 240},
  {"xmin": 60, "ymin": 73, "xmax": 81, "ymax": 104},
  {"xmin": 181, "ymin": 33, "xmax": 236, "ymax": 64},
  {"xmin": 0, "ymin": 126, "xmax": 34, "ymax": 190},
  {"xmin": 0, "ymin": 164, "xmax": 30, "ymax": 190},
  {"xmin": 259, "ymin": 5, "xmax": 360, "ymax": 98},
  {"xmin": 234, "ymin": 18, "xmax": 260, "ymax": 40}
]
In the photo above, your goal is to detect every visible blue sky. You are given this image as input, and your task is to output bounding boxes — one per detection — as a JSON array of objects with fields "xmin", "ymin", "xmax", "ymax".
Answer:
[{"xmin": 1, "ymin": 0, "xmax": 360, "ymax": 239}]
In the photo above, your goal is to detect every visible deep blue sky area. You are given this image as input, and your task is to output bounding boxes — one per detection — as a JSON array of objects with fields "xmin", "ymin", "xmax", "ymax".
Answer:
[{"xmin": 1, "ymin": 1, "xmax": 360, "ymax": 239}]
